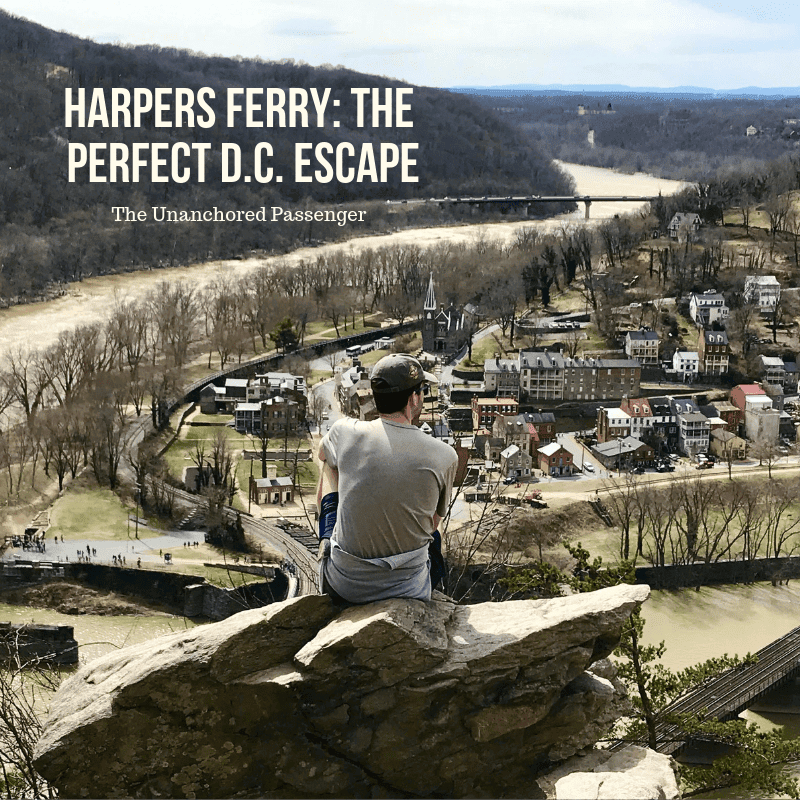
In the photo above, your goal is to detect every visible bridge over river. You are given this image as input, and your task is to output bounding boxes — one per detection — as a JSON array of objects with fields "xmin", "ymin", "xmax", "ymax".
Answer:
[
  {"xmin": 616, "ymin": 624, "xmax": 800, "ymax": 759},
  {"xmin": 388, "ymin": 194, "xmax": 661, "ymax": 219}
]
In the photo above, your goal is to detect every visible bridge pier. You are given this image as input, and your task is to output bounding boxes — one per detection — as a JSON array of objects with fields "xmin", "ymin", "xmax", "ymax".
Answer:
[{"xmin": 584, "ymin": 199, "xmax": 592, "ymax": 220}]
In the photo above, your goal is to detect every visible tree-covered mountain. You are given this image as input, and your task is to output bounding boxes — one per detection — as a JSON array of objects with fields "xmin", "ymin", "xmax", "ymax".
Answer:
[
  {"xmin": 460, "ymin": 90, "xmax": 800, "ymax": 181},
  {"xmin": 0, "ymin": 10, "xmax": 573, "ymax": 301}
]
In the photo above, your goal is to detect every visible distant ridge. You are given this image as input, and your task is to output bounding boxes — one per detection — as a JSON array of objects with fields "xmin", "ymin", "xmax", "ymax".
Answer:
[{"xmin": 450, "ymin": 84, "xmax": 800, "ymax": 98}]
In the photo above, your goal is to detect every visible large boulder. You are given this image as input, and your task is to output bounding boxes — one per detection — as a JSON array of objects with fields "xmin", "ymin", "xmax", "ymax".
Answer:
[
  {"xmin": 34, "ymin": 585, "xmax": 652, "ymax": 798},
  {"xmin": 544, "ymin": 746, "xmax": 680, "ymax": 800}
]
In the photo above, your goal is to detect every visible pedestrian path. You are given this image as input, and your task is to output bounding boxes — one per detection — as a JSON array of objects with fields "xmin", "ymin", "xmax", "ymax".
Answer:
[{"xmin": 3, "ymin": 530, "xmax": 207, "ymax": 566}]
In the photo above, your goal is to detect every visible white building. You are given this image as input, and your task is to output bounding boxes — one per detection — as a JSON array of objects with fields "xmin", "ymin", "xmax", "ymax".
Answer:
[
  {"xmin": 744, "ymin": 275, "xmax": 781, "ymax": 312},
  {"xmin": 484, "ymin": 358, "xmax": 520, "ymax": 398},
  {"xmin": 689, "ymin": 291, "xmax": 729, "ymax": 327},
  {"xmin": 745, "ymin": 407, "xmax": 781, "ymax": 443},
  {"xmin": 500, "ymin": 444, "xmax": 532, "ymax": 479},
  {"xmin": 246, "ymin": 371, "xmax": 307, "ymax": 402},
  {"xmin": 759, "ymin": 356, "xmax": 786, "ymax": 387},
  {"xmin": 669, "ymin": 398, "xmax": 709, "ymax": 457},
  {"xmin": 597, "ymin": 407, "xmax": 631, "ymax": 442},
  {"xmin": 672, "ymin": 351, "xmax": 700, "ymax": 381}
]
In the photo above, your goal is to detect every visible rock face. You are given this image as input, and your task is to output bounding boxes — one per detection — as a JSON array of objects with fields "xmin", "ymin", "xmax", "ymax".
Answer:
[{"xmin": 34, "ymin": 584, "xmax": 652, "ymax": 799}]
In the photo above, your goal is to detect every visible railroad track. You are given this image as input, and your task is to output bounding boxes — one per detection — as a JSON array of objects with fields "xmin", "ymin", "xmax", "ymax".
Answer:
[
  {"xmin": 157, "ymin": 482, "xmax": 320, "ymax": 596},
  {"xmin": 616, "ymin": 625, "xmax": 800, "ymax": 755}
]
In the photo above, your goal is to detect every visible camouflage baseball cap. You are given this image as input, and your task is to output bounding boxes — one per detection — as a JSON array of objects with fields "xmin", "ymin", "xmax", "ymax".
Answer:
[{"xmin": 370, "ymin": 354, "xmax": 437, "ymax": 394}]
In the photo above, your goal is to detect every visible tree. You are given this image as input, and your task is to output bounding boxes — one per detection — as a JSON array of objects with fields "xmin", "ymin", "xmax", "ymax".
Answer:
[
  {"xmin": 765, "ymin": 192, "xmax": 791, "ymax": 258},
  {"xmin": 439, "ymin": 483, "xmax": 528, "ymax": 603},
  {"xmin": 602, "ymin": 473, "xmax": 645, "ymax": 560},
  {"xmin": 482, "ymin": 269, "xmax": 522, "ymax": 345},
  {"xmin": 306, "ymin": 386, "xmax": 328, "ymax": 433},
  {"xmin": 785, "ymin": 202, "xmax": 800, "ymax": 268},
  {"xmin": 750, "ymin": 436, "xmax": 782, "ymax": 479},
  {"xmin": 726, "ymin": 302, "xmax": 759, "ymax": 358},
  {"xmin": 270, "ymin": 317, "xmax": 299, "ymax": 354},
  {"xmin": 90, "ymin": 399, "xmax": 132, "ymax": 490},
  {"xmin": 0, "ymin": 642, "xmax": 62, "ymax": 798},
  {"xmin": 4, "ymin": 348, "xmax": 47, "ymax": 420},
  {"xmin": 769, "ymin": 289, "xmax": 800, "ymax": 344},
  {"xmin": 147, "ymin": 281, "xmax": 196, "ymax": 368}
]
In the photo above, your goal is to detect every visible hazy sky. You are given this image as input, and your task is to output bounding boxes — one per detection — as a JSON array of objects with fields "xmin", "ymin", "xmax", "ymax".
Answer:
[{"xmin": 2, "ymin": 0, "xmax": 798, "ymax": 90}]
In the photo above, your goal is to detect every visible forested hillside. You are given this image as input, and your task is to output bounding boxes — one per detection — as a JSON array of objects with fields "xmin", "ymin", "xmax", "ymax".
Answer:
[
  {"xmin": 463, "ymin": 91, "xmax": 800, "ymax": 180},
  {"xmin": 0, "ymin": 10, "xmax": 573, "ymax": 301}
]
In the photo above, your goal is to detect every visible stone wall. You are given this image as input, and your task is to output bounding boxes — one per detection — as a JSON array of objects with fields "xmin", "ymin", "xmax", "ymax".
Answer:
[
  {"xmin": 0, "ymin": 623, "xmax": 78, "ymax": 666},
  {"xmin": 53, "ymin": 564, "xmax": 288, "ymax": 620},
  {"xmin": 635, "ymin": 557, "xmax": 800, "ymax": 590},
  {"xmin": 31, "ymin": 584, "xmax": 679, "ymax": 799},
  {"xmin": 62, "ymin": 563, "xmax": 202, "ymax": 610}
]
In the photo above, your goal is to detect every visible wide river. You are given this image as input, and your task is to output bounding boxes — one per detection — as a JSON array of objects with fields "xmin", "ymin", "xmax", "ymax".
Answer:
[{"xmin": 0, "ymin": 162, "xmax": 686, "ymax": 353}]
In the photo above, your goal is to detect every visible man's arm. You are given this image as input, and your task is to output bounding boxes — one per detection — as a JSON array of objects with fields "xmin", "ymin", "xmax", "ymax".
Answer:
[{"xmin": 316, "ymin": 444, "xmax": 339, "ymax": 507}]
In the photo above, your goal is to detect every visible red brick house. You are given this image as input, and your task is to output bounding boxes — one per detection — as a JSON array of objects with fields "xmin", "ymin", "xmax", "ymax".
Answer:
[{"xmin": 537, "ymin": 443, "xmax": 573, "ymax": 476}]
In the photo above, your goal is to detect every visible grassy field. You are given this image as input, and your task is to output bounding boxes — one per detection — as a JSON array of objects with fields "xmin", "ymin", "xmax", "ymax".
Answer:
[
  {"xmin": 308, "ymin": 368, "xmax": 331, "ymax": 386},
  {"xmin": 548, "ymin": 288, "xmax": 589, "ymax": 313},
  {"xmin": 304, "ymin": 314, "xmax": 382, "ymax": 342},
  {"xmin": 124, "ymin": 553, "xmax": 283, "ymax": 588},
  {"xmin": 50, "ymin": 483, "xmax": 135, "ymax": 541}
]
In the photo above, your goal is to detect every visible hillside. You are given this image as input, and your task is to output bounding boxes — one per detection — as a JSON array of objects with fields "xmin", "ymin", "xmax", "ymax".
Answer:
[
  {"xmin": 0, "ymin": 10, "xmax": 573, "ymax": 301},
  {"xmin": 459, "ymin": 89, "xmax": 800, "ymax": 181}
]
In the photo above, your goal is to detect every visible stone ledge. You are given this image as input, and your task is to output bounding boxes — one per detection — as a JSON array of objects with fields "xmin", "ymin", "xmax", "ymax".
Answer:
[{"xmin": 34, "ymin": 584, "xmax": 655, "ymax": 799}]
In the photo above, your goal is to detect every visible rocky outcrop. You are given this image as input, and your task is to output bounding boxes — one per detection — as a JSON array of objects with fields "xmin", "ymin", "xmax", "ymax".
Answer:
[
  {"xmin": 33, "ymin": 584, "xmax": 654, "ymax": 799},
  {"xmin": 540, "ymin": 746, "xmax": 680, "ymax": 799}
]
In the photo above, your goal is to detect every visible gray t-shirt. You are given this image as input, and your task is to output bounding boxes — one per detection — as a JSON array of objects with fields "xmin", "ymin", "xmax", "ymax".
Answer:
[{"xmin": 321, "ymin": 417, "xmax": 458, "ymax": 559}]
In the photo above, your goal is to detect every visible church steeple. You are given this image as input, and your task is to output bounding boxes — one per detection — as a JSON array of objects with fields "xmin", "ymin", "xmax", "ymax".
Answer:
[{"xmin": 424, "ymin": 273, "xmax": 436, "ymax": 312}]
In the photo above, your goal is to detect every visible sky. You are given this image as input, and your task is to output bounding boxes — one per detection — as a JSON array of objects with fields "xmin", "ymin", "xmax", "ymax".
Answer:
[{"xmin": 1, "ymin": 0, "xmax": 799, "ymax": 90}]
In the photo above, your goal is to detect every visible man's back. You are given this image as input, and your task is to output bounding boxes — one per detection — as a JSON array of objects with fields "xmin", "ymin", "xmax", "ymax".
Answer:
[{"xmin": 321, "ymin": 417, "xmax": 457, "ymax": 559}]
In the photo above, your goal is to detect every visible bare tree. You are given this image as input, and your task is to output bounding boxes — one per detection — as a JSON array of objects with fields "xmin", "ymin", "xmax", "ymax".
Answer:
[
  {"xmin": 750, "ymin": 436, "xmax": 782, "ymax": 479},
  {"xmin": 147, "ymin": 281, "xmax": 197, "ymax": 368},
  {"xmin": 0, "ymin": 643, "xmax": 61, "ymax": 798},
  {"xmin": 4, "ymin": 349, "xmax": 48, "ymax": 420},
  {"xmin": 603, "ymin": 474, "xmax": 643, "ymax": 560}
]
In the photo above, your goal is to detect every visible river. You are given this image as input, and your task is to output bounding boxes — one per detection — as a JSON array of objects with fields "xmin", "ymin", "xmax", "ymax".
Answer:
[
  {"xmin": 0, "ymin": 603, "xmax": 198, "ymax": 665},
  {"xmin": 641, "ymin": 583, "xmax": 800, "ymax": 672},
  {"xmin": 0, "ymin": 162, "xmax": 686, "ymax": 354}
]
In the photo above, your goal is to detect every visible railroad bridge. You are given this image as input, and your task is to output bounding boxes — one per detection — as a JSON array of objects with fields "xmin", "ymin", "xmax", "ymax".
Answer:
[
  {"xmin": 623, "ymin": 625, "xmax": 800, "ymax": 759},
  {"xmin": 431, "ymin": 194, "xmax": 661, "ymax": 219}
]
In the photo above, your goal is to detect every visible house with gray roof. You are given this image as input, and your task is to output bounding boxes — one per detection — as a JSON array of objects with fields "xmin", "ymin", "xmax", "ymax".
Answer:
[
  {"xmin": 689, "ymin": 290, "xmax": 729, "ymax": 327},
  {"xmin": 625, "ymin": 329, "xmax": 659, "ymax": 364},
  {"xmin": 668, "ymin": 212, "xmax": 701, "ymax": 241}
]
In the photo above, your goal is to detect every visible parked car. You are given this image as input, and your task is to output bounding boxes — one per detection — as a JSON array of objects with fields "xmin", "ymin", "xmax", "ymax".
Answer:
[{"xmin": 584, "ymin": 463, "xmax": 595, "ymax": 473}]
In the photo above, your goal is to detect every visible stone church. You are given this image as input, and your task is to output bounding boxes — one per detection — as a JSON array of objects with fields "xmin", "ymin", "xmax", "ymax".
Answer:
[{"xmin": 421, "ymin": 274, "xmax": 473, "ymax": 357}]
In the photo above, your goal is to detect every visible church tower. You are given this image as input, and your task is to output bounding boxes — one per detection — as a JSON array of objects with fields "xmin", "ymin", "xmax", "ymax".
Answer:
[{"xmin": 422, "ymin": 273, "xmax": 436, "ymax": 353}]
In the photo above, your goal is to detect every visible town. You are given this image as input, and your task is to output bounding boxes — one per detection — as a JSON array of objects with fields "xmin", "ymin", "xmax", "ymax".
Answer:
[{"xmin": 6, "ymin": 3, "xmax": 800, "ymax": 795}]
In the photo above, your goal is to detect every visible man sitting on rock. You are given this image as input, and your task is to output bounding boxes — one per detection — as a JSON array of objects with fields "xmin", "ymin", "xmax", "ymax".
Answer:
[{"xmin": 316, "ymin": 354, "xmax": 459, "ymax": 604}]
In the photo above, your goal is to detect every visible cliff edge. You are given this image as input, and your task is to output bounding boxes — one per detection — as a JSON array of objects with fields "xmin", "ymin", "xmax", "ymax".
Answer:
[{"xmin": 33, "ymin": 584, "xmax": 676, "ymax": 798}]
